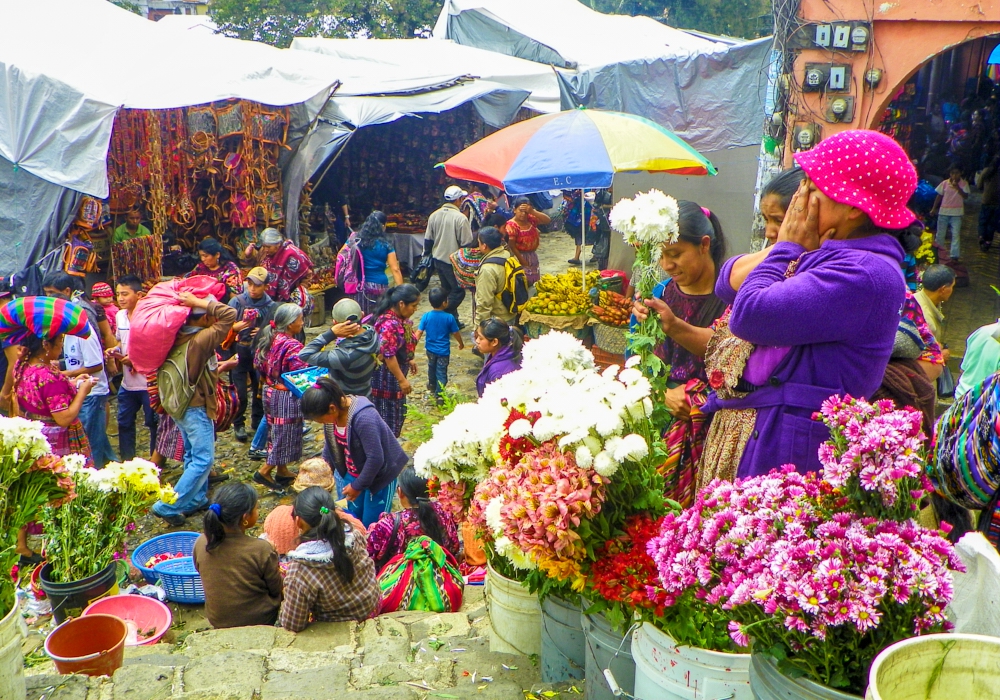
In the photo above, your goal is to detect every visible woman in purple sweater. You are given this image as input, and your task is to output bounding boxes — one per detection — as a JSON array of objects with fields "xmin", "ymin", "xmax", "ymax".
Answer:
[
  {"xmin": 301, "ymin": 376, "xmax": 408, "ymax": 527},
  {"xmin": 474, "ymin": 318, "xmax": 523, "ymax": 397},
  {"xmin": 698, "ymin": 130, "xmax": 917, "ymax": 479}
]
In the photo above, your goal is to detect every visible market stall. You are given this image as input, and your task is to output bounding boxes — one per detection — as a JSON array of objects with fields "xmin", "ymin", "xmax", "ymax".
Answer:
[{"xmin": 0, "ymin": 0, "xmax": 343, "ymax": 278}]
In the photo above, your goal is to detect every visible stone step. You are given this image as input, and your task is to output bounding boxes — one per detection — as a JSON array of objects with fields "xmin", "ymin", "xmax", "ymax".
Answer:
[{"xmin": 24, "ymin": 598, "xmax": 582, "ymax": 700}]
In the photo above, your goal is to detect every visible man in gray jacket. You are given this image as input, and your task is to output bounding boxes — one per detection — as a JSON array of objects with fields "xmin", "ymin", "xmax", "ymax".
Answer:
[
  {"xmin": 424, "ymin": 185, "xmax": 474, "ymax": 324},
  {"xmin": 299, "ymin": 299, "xmax": 381, "ymax": 398}
]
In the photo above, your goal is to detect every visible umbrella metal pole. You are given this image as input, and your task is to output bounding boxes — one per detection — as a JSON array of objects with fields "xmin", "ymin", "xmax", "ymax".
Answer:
[{"xmin": 580, "ymin": 189, "xmax": 587, "ymax": 294}]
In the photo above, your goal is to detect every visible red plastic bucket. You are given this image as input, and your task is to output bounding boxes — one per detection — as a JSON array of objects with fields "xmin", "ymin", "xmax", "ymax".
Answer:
[
  {"xmin": 83, "ymin": 595, "xmax": 172, "ymax": 646},
  {"xmin": 44, "ymin": 614, "xmax": 127, "ymax": 677}
]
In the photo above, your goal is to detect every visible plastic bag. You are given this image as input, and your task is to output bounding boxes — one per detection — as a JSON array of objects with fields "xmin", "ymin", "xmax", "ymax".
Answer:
[
  {"xmin": 946, "ymin": 532, "xmax": 1000, "ymax": 637},
  {"xmin": 129, "ymin": 276, "xmax": 226, "ymax": 374}
]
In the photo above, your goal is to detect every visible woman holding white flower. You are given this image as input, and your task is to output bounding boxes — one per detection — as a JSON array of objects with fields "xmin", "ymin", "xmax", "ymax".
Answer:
[{"xmin": 630, "ymin": 200, "xmax": 727, "ymax": 505}]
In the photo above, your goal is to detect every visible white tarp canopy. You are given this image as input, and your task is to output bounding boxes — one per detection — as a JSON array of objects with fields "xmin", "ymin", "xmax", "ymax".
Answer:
[
  {"xmin": 284, "ymin": 38, "xmax": 542, "ymax": 238},
  {"xmin": 433, "ymin": 0, "xmax": 772, "ymax": 153},
  {"xmin": 291, "ymin": 37, "xmax": 560, "ymax": 113},
  {"xmin": 0, "ymin": 0, "xmax": 344, "ymax": 198},
  {"xmin": 433, "ymin": 0, "xmax": 733, "ymax": 70}
]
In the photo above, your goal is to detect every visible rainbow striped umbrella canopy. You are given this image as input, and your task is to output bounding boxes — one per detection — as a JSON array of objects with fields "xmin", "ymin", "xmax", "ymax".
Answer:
[
  {"xmin": 443, "ymin": 108, "xmax": 716, "ymax": 195},
  {"xmin": 0, "ymin": 296, "xmax": 92, "ymax": 348}
]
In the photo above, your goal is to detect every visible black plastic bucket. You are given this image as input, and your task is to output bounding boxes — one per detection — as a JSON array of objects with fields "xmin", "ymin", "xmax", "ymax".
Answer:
[{"xmin": 38, "ymin": 562, "xmax": 119, "ymax": 624}]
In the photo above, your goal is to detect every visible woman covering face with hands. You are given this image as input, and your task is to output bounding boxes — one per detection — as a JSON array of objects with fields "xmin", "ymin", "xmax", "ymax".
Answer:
[{"xmin": 697, "ymin": 130, "xmax": 915, "ymax": 482}]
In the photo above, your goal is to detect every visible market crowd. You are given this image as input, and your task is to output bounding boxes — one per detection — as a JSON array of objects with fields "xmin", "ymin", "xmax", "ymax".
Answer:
[{"xmin": 7, "ymin": 121, "xmax": 1000, "ymax": 631}]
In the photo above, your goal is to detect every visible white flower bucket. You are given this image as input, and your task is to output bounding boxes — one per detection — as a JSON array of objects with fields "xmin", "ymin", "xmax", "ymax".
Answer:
[
  {"xmin": 632, "ymin": 622, "xmax": 752, "ymax": 700},
  {"xmin": 485, "ymin": 562, "xmax": 541, "ymax": 656},
  {"xmin": 0, "ymin": 604, "xmax": 27, "ymax": 700},
  {"xmin": 866, "ymin": 633, "xmax": 1000, "ymax": 700}
]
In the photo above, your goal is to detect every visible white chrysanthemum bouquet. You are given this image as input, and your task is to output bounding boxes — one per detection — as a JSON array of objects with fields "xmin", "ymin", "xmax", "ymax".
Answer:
[
  {"xmin": 41, "ymin": 457, "xmax": 176, "ymax": 583},
  {"xmin": 415, "ymin": 332, "xmax": 667, "ymax": 589}
]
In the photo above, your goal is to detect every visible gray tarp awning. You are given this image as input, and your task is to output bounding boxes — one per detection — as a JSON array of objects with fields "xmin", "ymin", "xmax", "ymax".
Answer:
[{"xmin": 434, "ymin": 0, "xmax": 772, "ymax": 153}]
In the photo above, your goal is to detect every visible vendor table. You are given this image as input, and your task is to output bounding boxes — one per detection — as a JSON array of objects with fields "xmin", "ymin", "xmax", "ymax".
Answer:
[{"xmin": 393, "ymin": 232, "xmax": 425, "ymax": 270}]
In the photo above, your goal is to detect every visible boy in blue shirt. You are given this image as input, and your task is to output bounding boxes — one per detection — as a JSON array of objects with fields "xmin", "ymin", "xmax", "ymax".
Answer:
[{"xmin": 414, "ymin": 287, "xmax": 465, "ymax": 403}]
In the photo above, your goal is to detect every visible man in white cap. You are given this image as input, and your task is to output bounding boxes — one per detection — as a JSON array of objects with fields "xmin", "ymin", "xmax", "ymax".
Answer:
[{"xmin": 424, "ymin": 185, "xmax": 474, "ymax": 324}]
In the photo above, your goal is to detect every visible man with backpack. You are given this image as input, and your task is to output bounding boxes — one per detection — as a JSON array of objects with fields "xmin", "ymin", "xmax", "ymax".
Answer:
[
  {"xmin": 424, "ymin": 185, "xmax": 474, "ymax": 324},
  {"xmin": 473, "ymin": 226, "xmax": 528, "ymax": 327},
  {"xmin": 151, "ymin": 292, "xmax": 236, "ymax": 527}
]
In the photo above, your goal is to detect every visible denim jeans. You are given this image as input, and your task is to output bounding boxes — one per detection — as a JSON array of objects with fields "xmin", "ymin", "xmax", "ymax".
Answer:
[
  {"xmin": 347, "ymin": 478, "xmax": 397, "ymax": 528},
  {"xmin": 936, "ymin": 214, "xmax": 963, "ymax": 260},
  {"xmin": 80, "ymin": 393, "xmax": 117, "ymax": 469},
  {"xmin": 232, "ymin": 344, "xmax": 263, "ymax": 430},
  {"xmin": 426, "ymin": 351, "xmax": 450, "ymax": 398},
  {"xmin": 252, "ymin": 417, "xmax": 269, "ymax": 451},
  {"xmin": 152, "ymin": 406, "xmax": 214, "ymax": 518},
  {"xmin": 117, "ymin": 387, "xmax": 157, "ymax": 460}
]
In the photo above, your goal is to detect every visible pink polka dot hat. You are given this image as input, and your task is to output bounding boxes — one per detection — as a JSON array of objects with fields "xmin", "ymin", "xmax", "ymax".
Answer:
[{"xmin": 793, "ymin": 129, "xmax": 917, "ymax": 230}]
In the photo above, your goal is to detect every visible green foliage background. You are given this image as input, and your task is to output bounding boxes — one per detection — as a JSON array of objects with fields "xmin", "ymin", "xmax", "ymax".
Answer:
[{"xmin": 207, "ymin": 0, "xmax": 772, "ymax": 49}]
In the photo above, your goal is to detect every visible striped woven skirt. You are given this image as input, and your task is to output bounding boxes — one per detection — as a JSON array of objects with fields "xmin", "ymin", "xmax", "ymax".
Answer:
[
  {"xmin": 371, "ymin": 364, "xmax": 406, "ymax": 438},
  {"xmin": 264, "ymin": 386, "xmax": 303, "ymax": 467},
  {"xmin": 355, "ymin": 283, "xmax": 388, "ymax": 320},
  {"xmin": 519, "ymin": 250, "xmax": 540, "ymax": 286},
  {"xmin": 25, "ymin": 413, "xmax": 92, "ymax": 466},
  {"xmin": 155, "ymin": 414, "xmax": 185, "ymax": 463}
]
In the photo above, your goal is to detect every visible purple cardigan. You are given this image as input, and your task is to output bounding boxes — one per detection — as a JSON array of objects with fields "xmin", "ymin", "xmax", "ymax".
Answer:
[
  {"xmin": 323, "ymin": 396, "xmax": 407, "ymax": 494},
  {"xmin": 704, "ymin": 235, "xmax": 905, "ymax": 478},
  {"xmin": 476, "ymin": 344, "xmax": 521, "ymax": 397}
]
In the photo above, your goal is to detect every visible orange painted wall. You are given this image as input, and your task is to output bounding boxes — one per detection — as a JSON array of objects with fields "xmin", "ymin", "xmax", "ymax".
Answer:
[{"xmin": 786, "ymin": 0, "xmax": 1000, "ymax": 156}]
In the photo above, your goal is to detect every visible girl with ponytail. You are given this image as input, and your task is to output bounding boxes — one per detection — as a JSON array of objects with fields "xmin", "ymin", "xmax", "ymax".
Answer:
[
  {"xmin": 279, "ymin": 486, "xmax": 380, "ymax": 631},
  {"xmin": 369, "ymin": 284, "xmax": 420, "ymax": 437},
  {"xmin": 367, "ymin": 467, "xmax": 460, "ymax": 568},
  {"xmin": 193, "ymin": 483, "xmax": 282, "ymax": 628},
  {"xmin": 253, "ymin": 303, "xmax": 308, "ymax": 490}
]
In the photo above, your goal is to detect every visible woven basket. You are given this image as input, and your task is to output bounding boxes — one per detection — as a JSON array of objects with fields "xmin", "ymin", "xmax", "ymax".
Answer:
[
  {"xmin": 593, "ymin": 322, "xmax": 628, "ymax": 354},
  {"xmin": 524, "ymin": 318, "xmax": 593, "ymax": 345},
  {"xmin": 591, "ymin": 346, "xmax": 626, "ymax": 372}
]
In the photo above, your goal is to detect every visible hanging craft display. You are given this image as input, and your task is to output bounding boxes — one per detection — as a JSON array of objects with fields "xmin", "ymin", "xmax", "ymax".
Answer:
[
  {"xmin": 104, "ymin": 100, "xmax": 291, "ymax": 262},
  {"xmin": 112, "ymin": 234, "xmax": 163, "ymax": 286}
]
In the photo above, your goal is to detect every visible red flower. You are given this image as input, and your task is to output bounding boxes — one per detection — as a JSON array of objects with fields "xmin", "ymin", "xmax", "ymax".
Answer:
[{"xmin": 708, "ymin": 370, "xmax": 726, "ymax": 390}]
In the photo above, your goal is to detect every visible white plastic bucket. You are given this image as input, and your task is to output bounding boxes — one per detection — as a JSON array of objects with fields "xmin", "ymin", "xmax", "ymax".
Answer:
[
  {"xmin": 485, "ymin": 562, "xmax": 541, "ymax": 656},
  {"xmin": 582, "ymin": 608, "xmax": 635, "ymax": 700},
  {"xmin": 632, "ymin": 623, "xmax": 752, "ymax": 700},
  {"xmin": 750, "ymin": 653, "xmax": 861, "ymax": 700},
  {"xmin": 0, "ymin": 603, "xmax": 27, "ymax": 700},
  {"xmin": 540, "ymin": 595, "xmax": 585, "ymax": 682},
  {"xmin": 866, "ymin": 633, "xmax": 1000, "ymax": 700}
]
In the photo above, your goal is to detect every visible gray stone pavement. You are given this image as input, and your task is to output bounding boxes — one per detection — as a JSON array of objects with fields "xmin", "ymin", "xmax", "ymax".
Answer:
[{"xmin": 22, "ymin": 587, "xmax": 584, "ymax": 700}]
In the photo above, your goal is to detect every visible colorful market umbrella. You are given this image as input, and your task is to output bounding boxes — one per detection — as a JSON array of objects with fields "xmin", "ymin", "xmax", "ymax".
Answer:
[
  {"xmin": 442, "ymin": 108, "xmax": 717, "ymax": 195},
  {"xmin": 0, "ymin": 296, "xmax": 92, "ymax": 348}
]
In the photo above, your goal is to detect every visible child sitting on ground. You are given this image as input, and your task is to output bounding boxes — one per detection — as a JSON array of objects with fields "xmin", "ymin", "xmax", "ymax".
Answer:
[
  {"xmin": 193, "ymin": 483, "xmax": 282, "ymax": 628},
  {"xmin": 263, "ymin": 502, "xmax": 366, "ymax": 576},
  {"xmin": 368, "ymin": 467, "xmax": 464, "ymax": 614},
  {"xmin": 279, "ymin": 487, "xmax": 380, "ymax": 631},
  {"xmin": 414, "ymin": 287, "xmax": 464, "ymax": 403}
]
